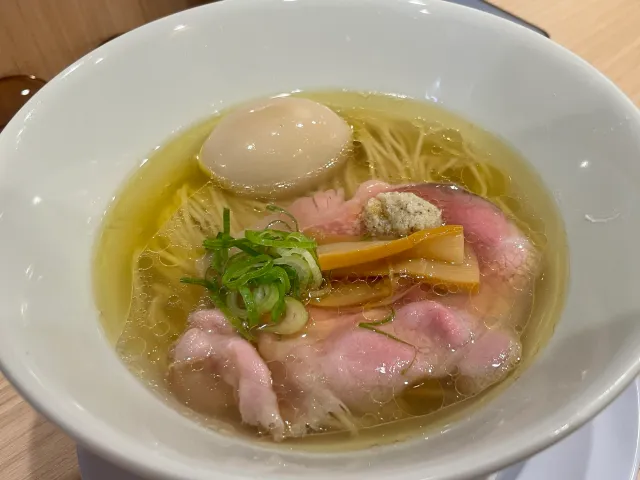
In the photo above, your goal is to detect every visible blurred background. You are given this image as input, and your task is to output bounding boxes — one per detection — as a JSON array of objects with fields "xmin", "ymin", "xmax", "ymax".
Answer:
[
  {"xmin": 1, "ymin": 0, "xmax": 638, "ymax": 126},
  {"xmin": 0, "ymin": 0, "xmax": 211, "ymax": 80},
  {"xmin": 0, "ymin": 0, "xmax": 213, "ymax": 130}
]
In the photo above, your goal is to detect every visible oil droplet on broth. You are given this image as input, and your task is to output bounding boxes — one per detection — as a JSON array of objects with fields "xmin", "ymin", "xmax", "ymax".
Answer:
[
  {"xmin": 118, "ymin": 336, "xmax": 147, "ymax": 357},
  {"xmin": 369, "ymin": 386, "xmax": 395, "ymax": 405},
  {"xmin": 138, "ymin": 253, "xmax": 154, "ymax": 271},
  {"xmin": 359, "ymin": 413, "xmax": 380, "ymax": 428},
  {"xmin": 152, "ymin": 320, "xmax": 171, "ymax": 337},
  {"xmin": 483, "ymin": 315, "xmax": 502, "ymax": 329},
  {"xmin": 147, "ymin": 345, "xmax": 163, "ymax": 364}
]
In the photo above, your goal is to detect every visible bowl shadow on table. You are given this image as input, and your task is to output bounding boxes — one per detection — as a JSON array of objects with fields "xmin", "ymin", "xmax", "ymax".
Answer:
[{"xmin": 27, "ymin": 414, "xmax": 80, "ymax": 480}]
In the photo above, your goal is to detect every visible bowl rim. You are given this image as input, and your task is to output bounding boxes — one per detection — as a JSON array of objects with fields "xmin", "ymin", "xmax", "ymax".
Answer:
[{"xmin": 1, "ymin": 0, "xmax": 640, "ymax": 479}]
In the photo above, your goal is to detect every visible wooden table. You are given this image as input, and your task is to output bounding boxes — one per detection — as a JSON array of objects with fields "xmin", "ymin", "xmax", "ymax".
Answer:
[{"xmin": 1, "ymin": 1, "xmax": 639, "ymax": 478}]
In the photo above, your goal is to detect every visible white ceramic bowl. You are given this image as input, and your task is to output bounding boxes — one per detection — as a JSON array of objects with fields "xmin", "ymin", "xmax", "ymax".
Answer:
[{"xmin": 1, "ymin": 1, "xmax": 640, "ymax": 479}]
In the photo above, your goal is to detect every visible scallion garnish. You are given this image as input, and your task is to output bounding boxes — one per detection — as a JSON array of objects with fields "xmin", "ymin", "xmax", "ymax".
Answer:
[
  {"xmin": 266, "ymin": 204, "xmax": 300, "ymax": 232},
  {"xmin": 358, "ymin": 309, "xmax": 415, "ymax": 347},
  {"xmin": 244, "ymin": 229, "xmax": 316, "ymax": 249},
  {"xmin": 358, "ymin": 308, "xmax": 417, "ymax": 374},
  {"xmin": 181, "ymin": 207, "xmax": 320, "ymax": 340}
]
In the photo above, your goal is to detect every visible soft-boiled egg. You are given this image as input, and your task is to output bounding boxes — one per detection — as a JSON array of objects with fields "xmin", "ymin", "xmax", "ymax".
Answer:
[{"xmin": 199, "ymin": 96, "xmax": 352, "ymax": 198}]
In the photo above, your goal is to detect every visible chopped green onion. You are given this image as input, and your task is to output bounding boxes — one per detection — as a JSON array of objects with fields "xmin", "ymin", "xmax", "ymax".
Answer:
[
  {"xmin": 359, "ymin": 309, "xmax": 396, "ymax": 328},
  {"xmin": 233, "ymin": 239, "xmax": 263, "ymax": 257},
  {"xmin": 223, "ymin": 207, "xmax": 231, "ymax": 235},
  {"xmin": 222, "ymin": 254, "xmax": 273, "ymax": 288},
  {"xmin": 266, "ymin": 219, "xmax": 293, "ymax": 231},
  {"xmin": 244, "ymin": 230, "xmax": 316, "ymax": 249},
  {"xmin": 266, "ymin": 204, "xmax": 300, "ymax": 232},
  {"xmin": 238, "ymin": 285, "xmax": 259, "ymax": 327},
  {"xmin": 204, "ymin": 237, "xmax": 263, "ymax": 257},
  {"xmin": 263, "ymin": 297, "xmax": 309, "ymax": 335},
  {"xmin": 181, "ymin": 207, "xmax": 322, "ymax": 340},
  {"xmin": 308, "ymin": 280, "xmax": 331, "ymax": 300},
  {"xmin": 254, "ymin": 266, "xmax": 291, "ymax": 293},
  {"xmin": 180, "ymin": 277, "xmax": 218, "ymax": 290},
  {"xmin": 254, "ymin": 284, "xmax": 279, "ymax": 314},
  {"xmin": 273, "ymin": 286, "xmax": 287, "ymax": 323},
  {"xmin": 274, "ymin": 255, "xmax": 312, "ymax": 291},
  {"xmin": 275, "ymin": 248, "xmax": 322, "ymax": 289},
  {"xmin": 400, "ymin": 351, "xmax": 418, "ymax": 376},
  {"xmin": 358, "ymin": 309, "xmax": 415, "ymax": 347},
  {"xmin": 285, "ymin": 231, "xmax": 315, "ymax": 245},
  {"xmin": 209, "ymin": 289, "xmax": 252, "ymax": 340},
  {"xmin": 283, "ymin": 265, "xmax": 302, "ymax": 299},
  {"xmin": 226, "ymin": 291, "xmax": 248, "ymax": 319}
]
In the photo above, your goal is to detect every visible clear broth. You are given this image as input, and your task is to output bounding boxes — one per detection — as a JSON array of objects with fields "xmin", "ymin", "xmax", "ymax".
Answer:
[{"xmin": 93, "ymin": 91, "xmax": 568, "ymax": 449}]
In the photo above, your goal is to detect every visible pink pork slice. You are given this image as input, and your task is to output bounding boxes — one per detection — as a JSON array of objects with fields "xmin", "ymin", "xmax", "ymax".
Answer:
[
  {"xmin": 395, "ymin": 183, "xmax": 539, "ymax": 283},
  {"xmin": 259, "ymin": 300, "xmax": 521, "ymax": 435},
  {"xmin": 255, "ymin": 180, "xmax": 391, "ymax": 236},
  {"xmin": 170, "ymin": 310, "xmax": 285, "ymax": 439},
  {"xmin": 171, "ymin": 300, "xmax": 520, "ymax": 438}
]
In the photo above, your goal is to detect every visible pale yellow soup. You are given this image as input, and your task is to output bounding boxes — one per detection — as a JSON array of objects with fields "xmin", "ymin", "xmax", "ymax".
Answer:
[{"xmin": 93, "ymin": 91, "xmax": 568, "ymax": 449}]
